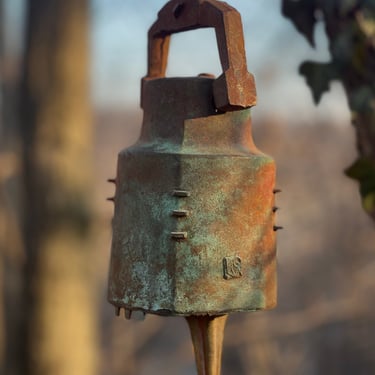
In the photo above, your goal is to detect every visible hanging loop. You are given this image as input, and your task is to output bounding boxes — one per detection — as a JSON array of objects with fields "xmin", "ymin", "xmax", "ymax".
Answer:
[{"xmin": 144, "ymin": 0, "xmax": 257, "ymax": 111}]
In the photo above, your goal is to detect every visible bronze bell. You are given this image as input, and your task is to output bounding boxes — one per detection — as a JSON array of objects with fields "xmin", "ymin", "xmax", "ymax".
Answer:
[{"xmin": 107, "ymin": 0, "xmax": 280, "ymax": 373}]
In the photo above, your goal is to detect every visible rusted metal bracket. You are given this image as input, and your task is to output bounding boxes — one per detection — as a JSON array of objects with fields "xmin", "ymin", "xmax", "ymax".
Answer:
[{"xmin": 144, "ymin": 0, "xmax": 257, "ymax": 111}]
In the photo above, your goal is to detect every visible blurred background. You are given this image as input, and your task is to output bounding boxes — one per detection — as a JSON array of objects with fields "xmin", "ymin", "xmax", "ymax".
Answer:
[{"xmin": 1, "ymin": 0, "xmax": 374, "ymax": 374}]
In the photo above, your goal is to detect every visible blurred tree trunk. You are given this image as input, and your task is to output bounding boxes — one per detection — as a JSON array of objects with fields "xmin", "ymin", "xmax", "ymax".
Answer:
[
  {"xmin": 1, "ymin": 2, "xmax": 25, "ymax": 374},
  {"xmin": 19, "ymin": 1, "xmax": 99, "ymax": 375},
  {"xmin": 0, "ymin": 0, "xmax": 4, "ymax": 139},
  {"xmin": 0, "ymin": 1, "xmax": 20, "ymax": 143},
  {"xmin": 0, "ymin": 1, "xmax": 5, "ymax": 369}
]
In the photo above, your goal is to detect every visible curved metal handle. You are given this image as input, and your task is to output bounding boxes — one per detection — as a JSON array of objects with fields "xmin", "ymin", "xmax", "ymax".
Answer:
[{"xmin": 144, "ymin": 0, "xmax": 257, "ymax": 111}]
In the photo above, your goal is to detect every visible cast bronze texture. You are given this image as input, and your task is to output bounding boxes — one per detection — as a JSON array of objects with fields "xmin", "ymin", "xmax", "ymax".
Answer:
[{"xmin": 107, "ymin": 1, "xmax": 279, "ymax": 374}]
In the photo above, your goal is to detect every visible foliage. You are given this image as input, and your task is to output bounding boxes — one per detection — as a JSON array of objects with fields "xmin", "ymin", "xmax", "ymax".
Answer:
[{"xmin": 282, "ymin": 0, "xmax": 375, "ymax": 220}]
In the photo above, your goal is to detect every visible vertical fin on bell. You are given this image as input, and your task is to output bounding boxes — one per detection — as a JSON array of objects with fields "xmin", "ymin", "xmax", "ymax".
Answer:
[{"xmin": 124, "ymin": 309, "xmax": 132, "ymax": 320}]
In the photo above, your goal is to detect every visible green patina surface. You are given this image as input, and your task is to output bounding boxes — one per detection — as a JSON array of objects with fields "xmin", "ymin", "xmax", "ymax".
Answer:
[
  {"xmin": 108, "ymin": 117, "xmax": 276, "ymax": 315},
  {"xmin": 108, "ymin": 78, "xmax": 278, "ymax": 316}
]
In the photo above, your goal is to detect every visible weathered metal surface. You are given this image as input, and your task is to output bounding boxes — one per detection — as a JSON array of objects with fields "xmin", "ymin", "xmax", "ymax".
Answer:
[
  {"xmin": 108, "ymin": 77, "xmax": 277, "ymax": 315},
  {"xmin": 107, "ymin": 1, "xmax": 279, "ymax": 374}
]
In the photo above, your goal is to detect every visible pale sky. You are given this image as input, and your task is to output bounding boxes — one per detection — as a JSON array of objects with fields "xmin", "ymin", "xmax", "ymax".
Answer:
[
  {"xmin": 92, "ymin": 0, "xmax": 351, "ymax": 125},
  {"xmin": 4, "ymin": 0, "xmax": 351, "ymax": 125}
]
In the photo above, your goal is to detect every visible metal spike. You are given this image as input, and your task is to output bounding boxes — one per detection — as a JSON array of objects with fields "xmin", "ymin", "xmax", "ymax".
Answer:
[
  {"xmin": 124, "ymin": 309, "xmax": 132, "ymax": 320},
  {"xmin": 272, "ymin": 206, "xmax": 279, "ymax": 213},
  {"xmin": 107, "ymin": 197, "xmax": 115, "ymax": 202},
  {"xmin": 273, "ymin": 226, "xmax": 284, "ymax": 231},
  {"xmin": 273, "ymin": 189, "xmax": 282, "ymax": 194},
  {"xmin": 107, "ymin": 178, "xmax": 116, "ymax": 184}
]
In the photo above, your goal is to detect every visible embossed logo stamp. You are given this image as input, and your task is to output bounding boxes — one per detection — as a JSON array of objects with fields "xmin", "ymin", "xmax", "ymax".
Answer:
[{"xmin": 223, "ymin": 256, "xmax": 242, "ymax": 280}]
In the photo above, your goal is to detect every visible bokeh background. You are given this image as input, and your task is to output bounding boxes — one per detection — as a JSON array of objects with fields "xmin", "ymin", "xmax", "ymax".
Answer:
[{"xmin": 1, "ymin": 1, "xmax": 374, "ymax": 374}]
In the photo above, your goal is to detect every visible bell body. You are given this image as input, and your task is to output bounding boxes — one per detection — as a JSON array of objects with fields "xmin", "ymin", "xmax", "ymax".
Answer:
[{"xmin": 108, "ymin": 77, "xmax": 277, "ymax": 316}]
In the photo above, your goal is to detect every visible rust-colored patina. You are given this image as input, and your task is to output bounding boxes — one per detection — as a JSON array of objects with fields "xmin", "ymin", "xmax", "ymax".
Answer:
[{"xmin": 107, "ymin": 1, "xmax": 279, "ymax": 374}]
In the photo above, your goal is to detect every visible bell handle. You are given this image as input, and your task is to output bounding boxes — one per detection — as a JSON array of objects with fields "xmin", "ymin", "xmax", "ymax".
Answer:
[{"xmin": 144, "ymin": 0, "xmax": 256, "ymax": 111}]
